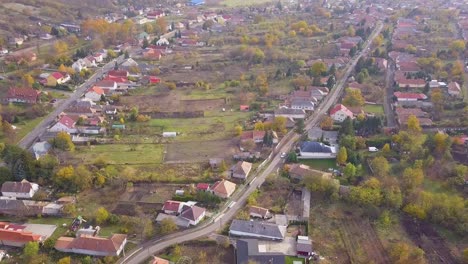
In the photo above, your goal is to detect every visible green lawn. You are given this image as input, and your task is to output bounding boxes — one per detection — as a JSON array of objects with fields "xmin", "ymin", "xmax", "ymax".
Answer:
[
  {"xmin": 285, "ymin": 256, "xmax": 305, "ymax": 264},
  {"xmin": 363, "ymin": 104, "xmax": 384, "ymax": 115},
  {"xmin": 14, "ymin": 116, "xmax": 46, "ymax": 144},
  {"xmin": 73, "ymin": 144, "xmax": 164, "ymax": 164},
  {"xmin": 299, "ymin": 159, "xmax": 337, "ymax": 171}
]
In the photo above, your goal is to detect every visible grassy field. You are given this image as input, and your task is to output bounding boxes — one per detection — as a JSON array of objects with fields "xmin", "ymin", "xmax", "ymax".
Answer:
[
  {"xmin": 73, "ymin": 144, "xmax": 164, "ymax": 164},
  {"xmin": 14, "ymin": 116, "xmax": 46, "ymax": 144},
  {"xmin": 364, "ymin": 104, "xmax": 384, "ymax": 115},
  {"xmin": 299, "ymin": 159, "xmax": 337, "ymax": 171},
  {"xmin": 285, "ymin": 256, "xmax": 304, "ymax": 264}
]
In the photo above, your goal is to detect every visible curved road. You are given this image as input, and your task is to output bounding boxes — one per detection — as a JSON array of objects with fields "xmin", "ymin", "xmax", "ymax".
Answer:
[
  {"xmin": 18, "ymin": 56, "xmax": 125, "ymax": 149},
  {"xmin": 120, "ymin": 22, "xmax": 383, "ymax": 264}
]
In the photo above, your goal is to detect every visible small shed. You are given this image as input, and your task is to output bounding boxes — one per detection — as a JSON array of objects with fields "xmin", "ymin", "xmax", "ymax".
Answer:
[
  {"xmin": 368, "ymin": 147, "xmax": 378, "ymax": 152},
  {"xmin": 163, "ymin": 132, "xmax": 177, "ymax": 138},
  {"xmin": 175, "ymin": 190, "xmax": 184, "ymax": 196}
]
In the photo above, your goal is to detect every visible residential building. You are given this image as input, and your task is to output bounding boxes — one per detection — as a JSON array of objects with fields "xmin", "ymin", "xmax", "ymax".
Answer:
[
  {"xmin": 229, "ymin": 161, "xmax": 252, "ymax": 180},
  {"xmin": 288, "ymin": 163, "xmax": 332, "ymax": 182},
  {"xmin": 0, "ymin": 225, "xmax": 42, "ymax": 247},
  {"xmin": 290, "ymin": 98, "xmax": 315, "ymax": 111},
  {"xmin": 32, "ymin": 141, "xmax": 51, "ymax": 160},
  {"xmin": 211, "ymin": 180, "xmax": 236, "ymax": 198},
  {"xmin": 5, "ymin": 88, "xmax": 40, "ymax": 104},
  {"xmin": 241, "ymin": 130, "xmax": 265, "ymax": 144},
  {"xmin": 49, "ymin": 115, "xmax": 77, "ymax": 134},
  {"xmin": 229, "ymin": 220, "xmax": 286, "ymax": 241},
  {"xmin": 274, "ymin": 108, "xmax": 306, "ymax": 119},
  {"xmin": 298, "ymin": 141, "xmax": 337, "ymax": 159},
  {"xmin": 235, "ymin": 239, "xmax": 285, "ymax": 264},
  {"xmin": 84, "ymin": 86, "xmax": 105, "ymax": 102},
  {"xmin": 249, "ymin": 206, "xmax": 271, "ymax": 219},
  {"xmin": 45, "ymin": 72, "xmax": 70, "ymax": 87},
  {"xmin": 308, "ymin": 128, "xmax": 338, "ymax": 145},
  {"xmin": 55, "ymin": 234, "xmax": 127, "ymax": 256},
  {"xmin": 196, "ymin": 183, "xmax": 210, "ymax": 192},
  {"xmin": 179, "ymin": 205, "xmax": 206, "ymax": 226},
  {"xmin": 448, "ymin": 81, "xmax": 462, "ymax": 97},
  {"xmin": 1, "ymin": 180, "xmax": 39, "ymax": 199},
  {"xmin": 162, "ymin": 200, "xmax": 184, "ymax": 215},
  {"xmin": 330, "ymin": 104, "xmax": 353, "ymax": 122},
  {"xmin": 393, "ymin": 92, "xmax": 427, "ymax": 102},
  {"xmin": 296, "ymin": 236, "xmax": 313, "ymax": 258}
]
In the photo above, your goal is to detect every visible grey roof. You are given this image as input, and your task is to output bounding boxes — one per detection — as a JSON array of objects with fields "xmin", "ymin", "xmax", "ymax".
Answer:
[
  {"xmin": 297, "ymin": 239, "xmax": 313, "ymax": 253},
  {"xmin": 291, "ymin": 99, "xmax": 315, "ymax": 109},
  {"xmin": 236, "ymin": 239, "xmax": 285, "ymax": 264},
  {"xmin": 274, "ymin": 108, "xmax": 306, "ymax": 115},
  {"xmin": 230, "ymin": 220, "xmax": 286, "ymax": 240},
  {"xmin": 308, "ymin": 128, "xmax": 338, "ymax": 142},
  {"xmin": 299, "ymin": 141, "xmax": 334, "ymax": 153}
]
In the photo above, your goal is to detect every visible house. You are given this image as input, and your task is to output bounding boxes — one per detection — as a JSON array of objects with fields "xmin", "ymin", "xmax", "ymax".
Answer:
[
  {"xmin": 5, "ymin": 88, "xmax": 40, "ymax": 104},
  {"xmin": 330, "ymin": 104, "xmax": 354, "ymax": 122},
  {"xmin": 393, "ymin": 92, "xmax": 427, "ymax": 102},
  {"xmin": 42, "ymin": 203, "xmax": 63, "ymax": 215},
  {"xmin": 94, "ymin": 80, "xmax": 117, "ymax": 91},
  {"xmin": 296, "ymin": 236, "xmax": 313, "ymax": 258},
  {"xmin": 229, "ymin": 220, "xmax": 286, "ymax": 241},
  {"xmin": 84, "ymin": 86, "xmax": 105, "ymax": 102},
  {"xmin": 0, "ymin": 226, "xmax": 42, "ymax": 247},
  {"xmin": 196, "ymin": 183, "xmax": 210, "ymax": 192},
  {"xmin": 49, "ymin": 115, "xmax": 77, "ymax": 134},
  {"xmin": 448, "ymin": 81, "xmax": 462, "ymax": 97},
  {"xmin": 46, "ymin": 72, "xmax": 70, "ymax": 87},
  {"xmin": 55, "ymin": 234, "xmax": 127, "ymax": 256},
  {"xmin": 121, "ymin": 58, "xmax": 138, "ymax": 67},
  {"xmin": 235, "ymin": 239, "xmax": 285, "ymax": 264},
  {"xmin": 249, "ymin": 206, "xmax": 271, "ymax": 219},
  {"xmin": 274, "ymin": 108, "xmax": 306, "ymax": 119},
  {"xmin": 290, "ymin": 98, "xmax": 315, "ymax": 111},
  {"xmin": 32, "ymin": 141, "xmax": 51, "ymax": 160},
  {"xmin": 147, "ymin": 10, "xmax": 165, "ymax": 19},
  {"xmin": 240, "ymin": 105, "xmax": 250, "ymax": 111},
  {"xmin": 229, "ymin": 161, "xmax": 252, "ymax": 180},
  {"xmin": 143, "ymin": 48, "xmax": 162, "ymax": 60},
  {"xmin": 241, "ymin": 131, "xmax": 265, "ymax": 144},
  {"xmin": 308, "ymin": 128, "xmax": 338, "ymax": 145},
  {"xmin": 209, "ymin": 158, "xmax": 223, "ymax": 170},
  {"xmin": 211, "ymin": 180, "xmax": 236, "ymax": 198},
  {"xmin": 1, "ymin": 180, "xmax": 39, "ymax": 199},
  {"xmin": 288, "ymin": 163, "xmax": 332, "ymax": 182},
  {"xmin": 152, "ymin": 257, "xmax": 170, "ymax": 264},
  {"xmin": 108, "ymin": 70, "xmax": 128, "ymax": 78},
  {"xmin": 395, "ymin": 107, "xmax": 432, "ymax": 127},
  {"xmin": 72, "ymin": 60, "xmax": 87, "ymax": 72},
  {"xmin": 179, "ymin": 205, "xmax": 206, "ymax": 226},
  {"xmin": 162, "ymin": 200, "xmax": 184, "ymax": 215},
  {"xmin": 141, "ymin": 76, "xmax": 161, "ymax": 84},
  {"xmin": 298, "ymin": 141, "xmax": 337, "ymax": 159}
]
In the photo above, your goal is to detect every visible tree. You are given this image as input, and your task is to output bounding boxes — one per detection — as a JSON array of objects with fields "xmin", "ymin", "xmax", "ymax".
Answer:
[
  {"xmin": 53, "ymin": 166, "xmax": 74, "ymax": 188},
  {"xmin": 142, "ymin": 37, "xmax": 149, "ymax": 49},
  {"xmin": 160, "ymin": 218, "xmax": 178, "ymax": 235},
  {"xmin": 382, "ymin": 143, "xmax": 391, "ymax": 156},
  {"xmin": 0, "ymin": 167, "xmax": 13, "ymax": 185},
  {"xmin": 52, "ymin": 131, "xmax": 75, "ymax": 151},
  {"xmin": 407, "ymin": 115, "xmax": 422, "ymax": 134},
  {"xmin": 431, "ymin": 88, "xmax": 444, "ymax": 120},
  {"xmin": 347, "ymin": 25, "xmax": 356, "ymax": 36},
  {"xmin": 343, "ymin": 163, "xmax": 356, "ymax": 181},
  {"xmin": 449, "ymin": 40, "xmax": 466, "ymax": 56},
  {"xmin": 433, "ymin": 132, "xmax": 450, "ymax": 156},
  {"xmin": 390, "ymin": 242, "xmax": 425, "ymax": 264},
  {"xmin": 295, "ymin": 119, "xmax": 305, "ymax": 134},
  {"xmin": 371, "ymin": 156, "xmax": 389, "ymax": 178},
  {"xmin": 378, "ymin": 210, "xmax": 392, "ymax": 229},
  {"xmin": 343, "ymin": 88, "xmax": 365, "ymax": 107},
  {"xmin": 326, "ymin": 75, "xmax": 336, "ymax": 89},
  {"xmin": 309, "ymin": 61, "xmax": 327, "ymax": 77},
  {"xmin": 273, "ymin": 116, "xmax": 287, "ymax": 134},
  {"xmin": 23, "ymin": 74, "xmax": 34, "ymax": 87},
  {"xmin": 57, "ymin": 256, "xmax": 71, "ymax": 264},
  {"xmin": 286, "ymin": 152, "xmax": 298, "ymax": 163},
  {"xmin": 255, "ymin": 73, "xmax": 269, "ymax": 96},
  {"xmin": 198, "ymin": 251, "xmax": 207, "ymax": 263},
  {"xmin": 254, "ymin": 122, "xmax": 265, "ymax": 131},
  {"xmin": 463, "ymin": 248, "xmax": 468, "ymax": 264},
  {"xmin": 320, "ymin": 116, "xmax": 334, "ymax": 130},
  {"xmin": 235, "ymin": 125, "xmax": 243, "ymax": 136},
  {"xmin": 23, "ymin": 242, "xmax": 39, "ymax": 259},
  {"xmin": 402, "ymin": 167, "xmax": 424, "ymax": 190},
  {"xmin": 53, "ymin": 40, "xmax": 69, "ymax": 55},
  {"xmin": 336, "ymin": 147, "xmax": 347, "ymax": 165},
  {"xmin": 95, "ymin": 207, "xmax": 110, "ymax": 225},
  {"xmin": 73, "ymin": 165, "xmax": 93, "ymax": 190},
  {"xmin": 349, "ymin": 179, "xmax": 383, "ymax": 207}
]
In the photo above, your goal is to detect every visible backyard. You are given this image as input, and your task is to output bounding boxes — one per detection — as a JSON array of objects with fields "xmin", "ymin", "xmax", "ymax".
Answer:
[
  {"xmin": 299, "ymin": 159, "xmax": 337, "ymax": 171},
  {"xmin": 72, "ymin": 144, "xmax": 164, "ymax": 165}
]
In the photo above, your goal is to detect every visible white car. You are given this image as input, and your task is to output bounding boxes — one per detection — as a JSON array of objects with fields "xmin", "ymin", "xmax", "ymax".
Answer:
[{"xmin": 280, "ymin": 152, "xmax": 287, "ymax": 158}]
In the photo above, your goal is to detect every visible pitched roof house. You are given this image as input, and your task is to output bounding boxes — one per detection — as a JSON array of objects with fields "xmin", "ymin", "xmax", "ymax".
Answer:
[
  {"xmin": 330, "ymin": 104, "xmax": 353, "ymax": 122},
  {"xmin": 296, "ymin": 236, "xmax": 313, "ymax": 257},
  {"xmin": 0, "ymin": 226, "xmax": 42, "ymax": 247},
  {"xmin": 5, "ymin": 88, "xmax": 41, "ymax": 104},
  {"xmin": 298, "ymin": 141, "xmax": 337, "ymax": 159},
  {"xmin": 448, "ymin": 81, "xmax": 462, "ymax": 97},
  {"xmin": 241, "ymin": 130, "xmax": 265, "ymax": 143},
  {"xmin": 249, "ymin": 206, "xmax": 271, "ymax": 219},
  {"xmin": 55, "ymin": 234, "xmax": 127, "ymax": 256},
  {"xmin": 45, "ymin": 72, "xmax": 70, "ymax": 87},
  {"xmin": 1, "ymin": 180, "xmax": 39, "ymax": 199},
  {"xmin": 211, "ymin": 180, "xmax": 236, "ymax": 198},
  {"xmin": 229, "ymin": 220, "xmax": 286, "ymax": 241},
  {"xmin": 162, "ymin": 200, "xmax": 184, "ymax": 215},
  {"xmin": 179, "ymin": 205, "xmax": 206, "ymax": 226},
  {"xmin": 196, "ymin": 183, "xmax": 210, "ymax": 191},
  {"xmin": 236, "ymin": 239, "xmax": 285, "ymax": 264},
  {"xmin": 229, "ymin": 161, "xmax": 252, "ymax": 180},
  {"xmin": 49, "ymin": 115, "xmax": 77, "ymax": 134},
  {"xmin": 393, "ymin": 92, "xmax": 427, "ymax": 101},
  {"xmin": 84, "ymin": 86, "xmax": 105, "ymax": 102},
  {"xmin": 288, "ymin": 163, "xmax": 332, "ymax": 182}
]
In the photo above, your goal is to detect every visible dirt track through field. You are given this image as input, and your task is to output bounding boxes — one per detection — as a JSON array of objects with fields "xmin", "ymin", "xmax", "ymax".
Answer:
[
  {"xmin": 402, "ymin": 216, "xmax": 458, "ymax": 264},
  {"xmin": 339, "ymin": 218, "xmax": 390, "ymax": 264}
]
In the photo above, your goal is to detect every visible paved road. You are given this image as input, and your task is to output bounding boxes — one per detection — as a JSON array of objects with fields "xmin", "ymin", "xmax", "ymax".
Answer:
[
  {"xmin": 383, "ymin": 61, "xmax": 397, "ymax": 128},
  {"xmin": 119, "ymin": 22, "xmax": 384, "ymax": 264},
  {"xmin": 17, "ymin": 56, "xmax": 125, "ymax": 149}
]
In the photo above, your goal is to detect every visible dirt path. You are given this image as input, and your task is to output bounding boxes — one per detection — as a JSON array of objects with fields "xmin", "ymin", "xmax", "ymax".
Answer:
[
  {"xmin": 339, "ymin": 218, "xmax": 390, "ymax": 264},
  {"xmin": 402, "ymin": 216, "xmax": 459, "ymax": 264}
]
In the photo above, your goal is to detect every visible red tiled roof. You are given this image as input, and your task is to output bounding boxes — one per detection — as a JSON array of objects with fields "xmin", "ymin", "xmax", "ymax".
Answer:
[
  {"xmin": 55, "ymin": 234, "xmax": 126, "ymax": 253},
  {"xmin": 0, "ymin": 229, "xmax": 41, "ymax": 244},
  {"xmin": 330, "ymin": 104, "xmax": 353, "ymax": 117},
  {"xmin": 58, "ymin": 115, "xmax": 76, "ymax": 129},
  {"xmin": 162, "ymin": 200, "xmax": 181, "ymax": 212},
  {"xmin": 1, "ymin": 180, "xmax": 35, "ymax": 194},
  {"xmin": 241, "ymin": 130, "xmax": 265, "ymax": 141},
  {"xmin": 95, "ymin": 80, "xmax": 116, "ymax": 88},
  {"xmin": 6, "ymin": 88, "xmax": 40, "ymax": 101},
  {"xmin": 108, "ymin": 70, "xmax": 128, "ymax": 78},
  {"xmin": 196, "ymin": 183, "xmax": 210, "ymax": 191},
  {"xmin": 104, "ymin": 76, "xmax": 129, "ymax": 83},
  {"xmin": 88, "ymin": 86, "xmax": 105, "ymax": 95},
  {"xmin": 51, "ymin": 72, "xmax": 64, "ymax": 79}
]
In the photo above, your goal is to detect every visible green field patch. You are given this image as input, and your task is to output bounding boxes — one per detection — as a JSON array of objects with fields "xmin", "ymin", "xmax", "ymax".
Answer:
[
  {"xmin": 73, "ymin": 144, "xmax": 164, "ymax": 164},
  {"xmin": 299, "ymin": 158, "xmax": 337, "ymax": 171},
  {"xmin": 364, "ymin": 104, "xmax": 384, "ymax": 115}
]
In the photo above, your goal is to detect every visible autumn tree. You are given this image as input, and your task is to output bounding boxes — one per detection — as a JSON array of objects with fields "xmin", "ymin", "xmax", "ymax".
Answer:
[
  {"xmin": 433, "ymin": 132, "xmax": 450, "ymax": 156},
  {"xmin": 23, "ymin": 242, "xmax": 39, "ymax": 259},
  {"xmin": 22, "ymin": 74, "xmax": 34, "ymax": 87},
  {"xmin": 342, "ymin": 88, "xmax": 365, "ymax": 107},
  {"xmin": 449, "ymin": 40, "xmax": 466, "ymax": 57},
  {"xmin": 254, "ymin": 122, "xmax": 265, "ymax": 131},
  {"xmin": 371, "ymin": 156, "xmax": 389, "ymax": 178},
  {"xmin": 343, "ymin": 163, "xmax": 357, "ymax": 182},
  {"xmin": 272, "ymin": 116, "xmax": 287, "ymax": 134},
  {"xmin": 255, "ymin": 73, "xmax": 269, "ymax": 96},
  {"xmin": 382, "ymin": 143, "xmax": 391, "ymax": 156},
  {"xmin": 51, "ymin": 131, "xmax": 75, "ymax": 151},
  {"xmin": 53, "ymin": 166, "xmax": 74, "ymax": 189},
  {"xmin": 389, "ymin": 242, "xmax": 425, "ymax": 264},
  {"xmin": 160, "ymin": 218, "xmax": 178, "ymax": 235},
  {"xmin": 57, "ymin": 256, "xmax": 71, "ymax": 264},
  {"xmin": 95, "ymin": 207, "xmax": 110, "ymax": 225},
  {"xmin": 320, "ymin": 116, "xmax": 334, "ymax": 130},
  {"xmin": 402, "ymin": 167, "xmax": 424, "ymax": 190},
  {"xmin": 431, "ymin": 88, "xmax": 444, "ymax": 120},
  {"xmin": 406, "ymin": 115, "xmax": 422, "ymax": 134},
  {"xmin": 349, "ymin": 178, "xmax": 383, "ymax": 207},
  {"xmin": 336, "ymin": 147, "xmax": 348, "ymax": 165},
  {"xmin": 451, "ymin": 60, "xmax": 464, "ymax": 81},
  {"xmin": 308, "ymin": 61, "xmax": 327, "ymax": 77},
  {"xmin": 235, "ymin": 125, "xmax": 243, "ymax": 136}
]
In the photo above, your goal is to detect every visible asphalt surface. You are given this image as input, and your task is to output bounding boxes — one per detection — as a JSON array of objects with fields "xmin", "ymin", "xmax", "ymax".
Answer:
[
  {"xmin": 384, "ymin": 62, "xmax": 397, "ymax": 128},
  {"xmin": 17, "ymin": 55, "xmax": 125, "ymax": 149},
  {"xmin": 119, "ymin": 22, "xmax": 383, "ymax": 264}
]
